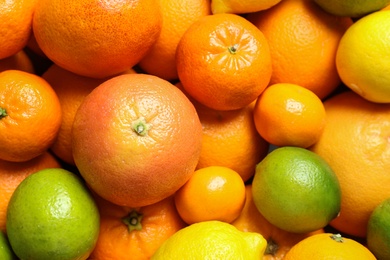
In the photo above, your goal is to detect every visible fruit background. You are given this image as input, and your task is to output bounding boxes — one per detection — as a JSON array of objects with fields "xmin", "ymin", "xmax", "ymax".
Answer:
[{"xmin": 1, "ymin": 0, "xmax": 390, "ymax": 259}]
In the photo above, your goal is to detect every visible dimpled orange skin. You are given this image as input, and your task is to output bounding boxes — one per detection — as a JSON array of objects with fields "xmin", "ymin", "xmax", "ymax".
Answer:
[
  {"xmin": 0, "ymin": 0, "xmax": 38, "ymax": 59},
  {"xmin": 32, "ymin": 0, "xmax": 162, "ymax": 78},
  {"xmin": 176, "ymin": 13, "xmax": 272, "ymax": 111},
  {"xmin": 72, "ymin": 74, "xmax": 203, "ymax": 208},
  {"xmin": 0, "ymin": 70, "xmax": 62, "ymax": 162}
]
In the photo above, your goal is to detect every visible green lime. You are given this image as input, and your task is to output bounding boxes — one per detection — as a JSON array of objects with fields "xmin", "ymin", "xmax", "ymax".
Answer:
[
  {"xmin": 0, "ymin": 231, "xmax": 16, "ymax": 260},
  {"xmin": 367, "ymin": 198, "xmax": 390, "ymax": 259},
  {"xmin": 6, "ymin": 168, "xmax": 100, "ymax": 260},
  {"xmin": 252, "ymin": 146, "xmax": 341, "ymax": 233},
  {"xmin": 151, "ymin": 220, "xmax": 267, "ymax": 259},
  {"xmin": 314, "ymin": 0, "xmax": 390, "ymax": 17}
]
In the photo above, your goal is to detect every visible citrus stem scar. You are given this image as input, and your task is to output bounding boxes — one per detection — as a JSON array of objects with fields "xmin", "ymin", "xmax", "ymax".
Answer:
[
  {"xmin": 0, "ymin": 107, "xmax": 7, "ymax": 119},
  {"xmin": 122, "ymin": 210, "xmax": 143, "ymax": 232},
  {"xmin": 228, "ymin": 44, "xmax": 239, "ymax": 54},
  {"xmin": 131, "ymin": 117, "xmax": 150, "ymax": 136},
  {"xmin": 265, "ymin": 238, "xmax": 279, "ymax": 256},
  {"xmin": 330, "ymin": 233, "xmax": 344, "ymax": 243}
]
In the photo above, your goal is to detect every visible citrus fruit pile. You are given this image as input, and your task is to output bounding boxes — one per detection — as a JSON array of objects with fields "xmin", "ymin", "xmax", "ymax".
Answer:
[{"xmin": 1, "ymin": 0, "xmax": 390, "ymax": 259}]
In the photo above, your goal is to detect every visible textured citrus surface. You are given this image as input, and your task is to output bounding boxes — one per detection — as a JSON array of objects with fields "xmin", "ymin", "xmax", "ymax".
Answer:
[
  {"xmin": 176, "ymin": 13, "xmax": 272, "ymax": 111},
  {"xmin": 33, "ymin": 0, "xmax": 162, "ymax": 78},
  {"xmin": 0, "ymin": 152, "xmax": 61, "ymax": 232},
  {"xmin": 0, "ymin": 70, "xmax": 62, "ymax": 162},
  {"xmin": 367, "ymin": 198, "xmax": 390, "ymax": 260},
  {"xmin": 232, "ymin": 185, "xmax": 324, "ymax": 260},
  {"xmin": 247, "ymin": 0, "xmax": 353, "ymax": 99},
  {"xmin": 252, "ymin": 146, "xmax": 341, "ymax": 233},
  {"xmin": 151, "ymin": 221, "xmax": 267, "ymax": 259},
  {"xmin": 0, "ymin": 231, "xmax": 16, "ymax": 260},
  {"xmin": 0, "ymin": 0, "xmax": 37, "ymax": 59},
  {"xmin": 6, "ymin": 168, "xmax": 100, "ymax": 260},
  {"xmin": 174, "ymin": 166, "xmax": 246, "ymax": 224},
  {"xmin": 138, "ymin": 0, "xmax": 211, "ymax": 80},
  {"xmin": 0, "ymin": 51, "xmax": 35, "ymax": 73},
  {"xmin": 211, "ymin": 0, "xmax": 282, "ymax": 14},
  {"xmin": 42, "ymin": 64, "xmax": 136, "ymax": 165},
  {"xmin": 311, "ymin": 91, "xmax": 390, "ymax": 237},
  {"xmin": 284, "ymin": 233, "xmax": 376, "ymax": 259},
  {"xmin": 314, "ymin": 0, "xmax": 390, "ymax": 17},
  {"xmin": 253, "ymin": 83, "xmax": 326, "ymax": 148},
  {"xmin": 89, "ymin": 195, "xmax": 186, "ymax": 260},
  {"xmin": 192, "ymin": 97, "xmax": 269, "ymax": 182},
  {"xmin": 72, "ymin": 74, "xmax": 202, "ymax": 207},
  {"xmin": 336, "ymin": 10, "xmax": 390, "ymax": 103}
]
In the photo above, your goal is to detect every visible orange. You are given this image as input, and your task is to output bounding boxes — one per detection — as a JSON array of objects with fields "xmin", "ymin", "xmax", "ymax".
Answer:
[
  {"xmin": 232, "ymin": 185, "xmax": 324, "ymax": 260},
  {"xmin": 0, "ymin": 0, "xmax": 38, "ymax": 59},
  {"xmin": 192, "ymin": 93, "xmax": 269, "ymax": 182},
  {"xmin": 174, "ymin": 166, "xmax": 246, "ymax": 224},
  {"xmin": 42, "ymin": 64, "xmax": 136, "ymax": 166},
  {"xmin": 89, "ymin": 194, "xmax": 186, "ymax": 260},
  {"xmin": 138, "ymin": 0, "xmax": 211, "ymax": 81},
  {"xmin": 310, "ymin": 90, "xmax": 390, "ymax": 237},
  {"xmin": 0, "ymin": 152, "xmax": 61, "ymax": 232},
  {"xmin": 72, "ymin": 73, "xmax": 202, "ymax": 207},
  {"xmin": 32, "ymin": 0, "xmax": 162, "ymax": 78},
  {"xmin": 0, "ymin": 50, "xmax": 35, "ymax": 73},
  {"xmin": 0, "ymin": 70, "xmax": 62, "ymax": 162},
  {"xmin": 247, "ymin": 0, "xmax": 353, "ymax": 99},
  {"xmin": 176, "ymin": 13, "xmax": 272, "ymax": 111},
  {"xmin": 284, "ymin": 233, "xmax": 376, "ymax": 259},
  {"xmin": 253, "ymin": 83, "xmax": 326, "ymax": 148}
]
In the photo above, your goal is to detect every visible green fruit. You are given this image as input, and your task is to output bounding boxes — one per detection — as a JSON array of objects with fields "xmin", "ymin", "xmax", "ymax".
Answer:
[
  {"xmin": 252, "ymin": 146, "xmax": 341, "ymax": 233},
  {"xmin": 367, "ymin": 198, "xmax": 390, "ymax": 259},
  {"xmin": 6, "ymin": 168, "xmax": 100, "ymax": 260},
  {"xmin": 0, "ymin": 231, "xmax": 17, "ymax": 260},
  {"xmin": 314, "ymin": 0, "xmax": 390, "ymax": 17},
  {"xmin": 151, "ymin": 220, "xmax": 267, "ymax": 259}
]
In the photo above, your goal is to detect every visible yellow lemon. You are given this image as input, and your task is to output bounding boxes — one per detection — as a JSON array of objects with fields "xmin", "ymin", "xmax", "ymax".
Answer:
[
  {"xmin": 336, "ymin": 10, "xmax": 390, "ymax": 103},
  {"xmin": 314, "ymin": 0, "xmax": 390, "ymax": 17},
  {"xmin": 151, "ymin": 220, "xmax": 267, "ymax": 259},
  {"xmin": 211, "ymin": 0, "xmax": 282, "ymax": 14}
]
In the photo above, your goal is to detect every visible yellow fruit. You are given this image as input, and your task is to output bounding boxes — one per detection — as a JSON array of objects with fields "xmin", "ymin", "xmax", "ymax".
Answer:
[
  {"xmin": 336, "ymin": 10, "xmax": 390, "ymax": 103},
  {"xmin": 151, "ymin": 220, "xmax": 267, "ymax": 259},
  {"xmin": 211, "ymin": 0, "xmax": 282, "ymax": 14}
]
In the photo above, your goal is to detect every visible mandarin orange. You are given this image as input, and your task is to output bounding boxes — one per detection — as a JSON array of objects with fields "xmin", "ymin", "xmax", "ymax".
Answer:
[
  {"xmin": 176, "ymin": 13, "xmax": 272, "ymax": 111},
  {"xmin": 0, "ymin": 70, "xmax": 62, "ymax": 162}
]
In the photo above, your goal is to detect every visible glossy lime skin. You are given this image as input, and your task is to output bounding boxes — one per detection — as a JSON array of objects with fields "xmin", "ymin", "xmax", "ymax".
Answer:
[
  {"xmin": 252, "ymin": 146, "xmax": 341, "ymax": 233},
  {"xmin": 6, "ymin": 168, "xmax": 100, "ymax": 260}
]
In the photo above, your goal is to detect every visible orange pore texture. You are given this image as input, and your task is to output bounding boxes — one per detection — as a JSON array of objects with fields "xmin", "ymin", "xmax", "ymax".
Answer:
[
  {"xmin": 0, "ymin": 152, "xmax": 61, "ymax": 232},
  {"xmin": 0, "ymin": 50, "xmax": 35, "ymax": 74},
  {"xmin": 72, "ymin": 74, "xmax": 202, "ymax": 208},
  {"xmin": 176, "ymin": 13, "xmax": 272, "ymax": 111},
  {"xmin": 138, "ymin": 0, "xmax": 211, "ymax": 81},
  {"xmin": 32, "ymin": 0, "xmax": 162, "ymax": 78},
  {"xmin": 310, "ymin": 90, "xmax": 390, "ymax": 238},
  {"xmin": 0, "ymin": 0, "xmax": 38, "ymax": 59},
  {"xmin": 247, "ymin": 0, "xmax": 353, "ymax": 100},
  {"xmin": 0, "ymin": 70, "xmax": 62, "ymax": 162}
]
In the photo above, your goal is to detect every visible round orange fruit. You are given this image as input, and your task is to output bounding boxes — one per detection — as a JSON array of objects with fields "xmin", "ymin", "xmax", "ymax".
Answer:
[
  {"xmin": 72, "ymin": 74, "xmax": 202, "ymax": 207},
  {"xmin": 176, "ymin": 13, "xmax": 272, "ymax": 111},
  {"xmin": 33, "ymin": 0, "xmax": 162, "ymax": 78}
]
